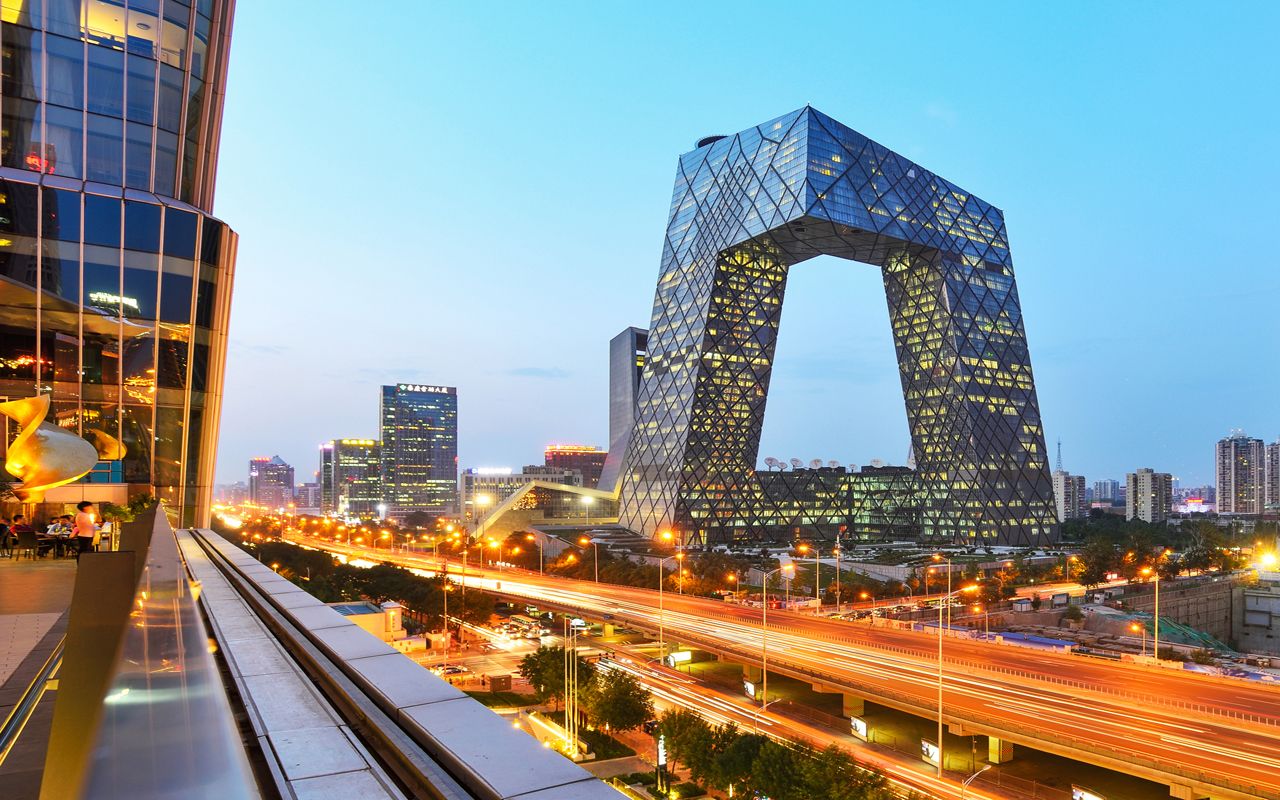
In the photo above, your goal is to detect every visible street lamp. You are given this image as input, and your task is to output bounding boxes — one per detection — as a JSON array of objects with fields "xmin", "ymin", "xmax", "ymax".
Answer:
[
  {"xmin": 579, "ymin": 536, "xmax": 598, "ymax": 582},
  {"xmin": 797, "ymin": 543, "xmax": 819, "ymax": 606},
  {"xmin": 580, "ymin": 495, "xmax": 594, "ymax": 525},
  {"xmin": 1140, "ymin": 566, "xmax": 1161, "ymax": 658},
  {"xmin": 656, "ymin": 552, "xmax": 684, "ymax": 663},
  {"xmin": 760, "ymin": 563, "xmax": 795, "ymax": 707},
  {"xmin": 526, "ymin": 533, "xmax": 544, "ymax": 574},
  {"xmin": 972, "ymin": 603, "xmax": 989, "ymax": 636},
  {"xmin": 932, "ymin": 553, "xmax": 979, "ymax": 778},
  {"xmin": 1130, "ymin": 621, "xmax": 1147, "ymax": 656},
  {"xmin": 473, "ymin": 493, "xmax": 493, "ymax": 540}
]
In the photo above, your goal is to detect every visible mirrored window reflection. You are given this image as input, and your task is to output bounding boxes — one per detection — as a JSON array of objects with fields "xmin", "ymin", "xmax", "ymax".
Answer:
[
  {"xmin": 127, "ymin": 0, "xmax": 160, "ymax": 58},
  {"xmin": 84, "ymin": 194, "xmax": 121, "ymax": 246},
  {"xmin": 159, "ymin": 255, "xmax": 192, "ymax": 323},
  {"xmin": 193, "ymin": 266, "xmax": 216, "ymax": 327},
  {"xmin": 45, "ymin": 104, "xmax": 84, "ymax": 178},
  {"xmin": 1, "ymin": 98, "xmax": 41, "ymax": 172},
  {"xmin": 153, "ymin": 406, "xmax": 183, "ymax": 487},
  {"xmin": 44, "ymin": 0, "xmax": 84, "ymax": 38},
  {"xmin": 156, "ymin": 324, "xmax": 188, "ymax": 389},
  {"xmin": 42, "ymin": 309, "xmax": 80, "ymax": 387},
  {"xmin": 164, "ymin": 209, "xmax": 197, "ymax": 257},
  {"xmin": 122, "ymin": 249, "xmax": 158, "ymax": 321},
  {"xmin": 125, "ymin": 54, "xmax": 154, "ymax": 123},
  {"xmin": 188, "ymin": 334, "xmax": 208, "ymax": 392},
  {"xmin": 161, "ymin": 3, "xmax": 189, "ymax": 68},
  {"xmin": 1, "ymin": 27, "xmax": 41, "ymax": 101},
  {"xmin": 157, "ymin": 63, "xmax": 183, "ymax": 132},
  {"xmin": 124, "ymin": 200, "xmax": 160, "ymax": 251},
  {"xmin": 154, "ymin": 129, "xmax": 178, "ymax": 196},
  {"xmin": 0, "ymin": 180, "xmax": 41, "ymax": 288},
  {"xmin": 45, "ymin": 34, "xmax": 84, "ymax": 109},
  {"xmin": 81, "ymin": 402, "xmax": 122, "ymax": 457},
  {"xmin": 191, "ymin": 11, "xmax": 210, "ymax": 79},
  {"xmin": 184, "ymin": 406, "xmax": 203, "ymax": 489},
  {"xmin": 125, "ymin": 121, "xmax": 152, "ymax": 189},
  {"xmin": 86, "ymin": 46, "xmax": 124, "ymax": 116},
  {"xmin": 121, "ymin": 403, "xmax": 153, "ymax": 483},
  {"xmin": 122, "ymin": 323, "xmax": 155, "ymax": 404},
  {"xmin": 81, "ymin": 312, "xmax": 120, "ymax": 388},
  {"xmin": 85, "ymin": 113, "xmax": 123, "ymax": 183},
  {"xmin": 42, "ymin": 242, "xmax": 80, "ymax": 303}
]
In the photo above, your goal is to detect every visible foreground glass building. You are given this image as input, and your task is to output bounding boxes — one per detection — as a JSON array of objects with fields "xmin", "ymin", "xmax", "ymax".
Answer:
[
  {"xmin": 617, "ymin": 107, "xmax": 1057, "ymax": 547},
  {"xmin": 0, "ymin": 0, "xmax": 238, "ymax": 525}
]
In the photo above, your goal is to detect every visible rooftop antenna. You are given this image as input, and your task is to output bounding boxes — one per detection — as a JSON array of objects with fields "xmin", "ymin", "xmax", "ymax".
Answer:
[{"xmin": 1056, "ymin": 438, "xmax": 1063, "ymax": 472}]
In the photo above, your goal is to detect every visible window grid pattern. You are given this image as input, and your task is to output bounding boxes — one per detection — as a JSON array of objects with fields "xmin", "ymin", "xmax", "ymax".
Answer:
[{"xmin": 617, "ymin": 107, "xmax": 1056, "ymax": 547}]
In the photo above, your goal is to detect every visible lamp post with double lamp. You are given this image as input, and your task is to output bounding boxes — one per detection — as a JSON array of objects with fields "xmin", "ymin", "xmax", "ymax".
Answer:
[
  {"xmin": 656, "ymin": 552, "xmax": 683, "ymax": 663},
  {"xmin": 1140, "ymin": 565, "xmax": 1161, "ymax": 658},
  {"xmin": 526, "ymin": 533, "xmax": 544, "ymax": 574},
  {"xmin": 1130, "ymin": 622, "xmax": 1147, "ymax": 656},
  {"xmin": 659, "ymin": 530, "xmax": 686, "ymax": 594},
  {"xmin": 796, "ymin": 543, "xmax": 820, "ymax": 606},
  {"xmin": 932, "ymin": 553, "xmax": 979, "ymax": 778},
  {"xmin": 579, "ymin": 536, "xmax": 598, "ymax": 582},
  {"xmin": 760, "ymin": 563, "xmax": 795, "ymax": 708}
]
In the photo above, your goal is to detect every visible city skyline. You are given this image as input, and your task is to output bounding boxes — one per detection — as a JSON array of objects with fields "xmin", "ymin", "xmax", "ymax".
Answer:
[{"xmin": 211, "ymin": 2, "xmax": 1278, "ymax": 488}]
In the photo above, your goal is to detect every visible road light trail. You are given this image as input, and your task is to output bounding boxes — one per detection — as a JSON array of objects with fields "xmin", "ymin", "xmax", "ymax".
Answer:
[{"xmin": 295, "ymin": 536, "xmax": 1280, "ymax": 799}]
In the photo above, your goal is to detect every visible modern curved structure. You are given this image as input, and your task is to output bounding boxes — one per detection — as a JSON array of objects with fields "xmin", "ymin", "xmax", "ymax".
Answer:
[
  {"xmin": 0, "ymin": 1, "xmax": 238, "ymax": 524},
  {"xmin": 617, "ymin": 107, "xmax": 1056, "ymax": 547}
]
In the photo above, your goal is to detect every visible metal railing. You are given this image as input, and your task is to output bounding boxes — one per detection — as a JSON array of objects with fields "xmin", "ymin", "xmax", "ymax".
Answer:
[{"xmin": 40, "ymin": 506, "xmax": 258, "ymax": 800}]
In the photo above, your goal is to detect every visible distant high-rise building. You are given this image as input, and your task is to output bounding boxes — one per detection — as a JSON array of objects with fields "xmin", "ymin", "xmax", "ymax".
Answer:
[
  {"xmin": 545, "ymin": 445, "xmax": 607, "ymax": 489},
  {"xmin": 215, "ymin": 482, "xmax": 250, "ymax": 505},
  {"xmin": 1216, "ymin": 432, "xmax": 1265, "ymax": 515},
  {"xmin": 1093, "ymin": 479, "xmax": 1120, "ymax": 505},
  {"xmin": 380, "ymin": 384, "xmax": 459, "ymax": 517},
  {"xmin": 249, "ymin": 456, "xmax": 295, "ymax": 510},
  {"xmin": 598, "ymin": 327, "xmax": 648, "ymax": 492},
  {"xmin": 294, "ymin": 482, "xmax": 322, "ymax": 512},
  {"xmin": 1052, "ymin": 471, "xmax": 1087, "ymax": 521},
  {"xmin": 1266, "ymin": 440, "xmax": 1280, "ymax": 511},
  {"xmin": 320, "ymin": 439, "xmax": 382, "ymax": 519},
  {"xmin": 1126, "ymin": 468, "xmax": 1173, "ymax": 523}
]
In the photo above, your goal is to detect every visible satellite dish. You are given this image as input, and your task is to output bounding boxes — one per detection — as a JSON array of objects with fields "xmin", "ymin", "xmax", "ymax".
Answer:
[
  {"xmin": 827, "ymin": 460, "xmax": 840, "ymax": 469},
  {"xmin": 789, "ymin": 458, "xmax": 803, "ymax": 470},
  {"xmin": 848, "ymin": 464, "xmax": 859, "ymax": 473},
  {"xmin": 809, "ymin": 459, "xmax": 823, "ymax": 470},
  {"xmin": 870, "ymin": 458, "xmax": 884, "ymax": 468},
  {"xmin": 764, "ymin": 457, "xmax": 780, "ymax": 471}
]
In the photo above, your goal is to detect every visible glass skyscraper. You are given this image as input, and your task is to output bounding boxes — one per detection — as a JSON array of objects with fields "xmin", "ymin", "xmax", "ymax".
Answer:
[
  {"xmin": 379, "ymin": 383, "xmax": 457, "ymax": 517},
  {"xmin": 616, "ymin": 107, "xmax": 1057, "ymax": 547},
  {"xmin": 0, "ymin": 0, "xmax": 238, "ymax": 526},
  {"xmin": 319, "ymin": 438, "xmax": 381, "ymax": 519}
]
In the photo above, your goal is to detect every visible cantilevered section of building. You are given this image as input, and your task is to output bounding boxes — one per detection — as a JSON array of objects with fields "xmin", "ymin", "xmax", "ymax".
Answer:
[{"xmin": 616, "ymin": 107, "xmax": 1057, "ymax": 547}]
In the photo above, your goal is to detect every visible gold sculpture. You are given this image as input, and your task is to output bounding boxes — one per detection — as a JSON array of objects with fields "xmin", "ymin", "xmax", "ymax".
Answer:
[{"xmin": 1, "ymin": 395, "xmax": 101, "ymax": 502}]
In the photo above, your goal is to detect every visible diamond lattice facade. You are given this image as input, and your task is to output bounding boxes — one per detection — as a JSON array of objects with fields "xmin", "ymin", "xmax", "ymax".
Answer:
[{"xmin": 616, "ymin": 107, "xmax": 1057, "ymax": 547}]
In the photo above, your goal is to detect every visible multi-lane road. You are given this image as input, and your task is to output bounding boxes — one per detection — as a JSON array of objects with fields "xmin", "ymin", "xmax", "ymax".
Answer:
[{"xmin": 293, "ymin": 536, "xmax": 1280, "ymax": 800}]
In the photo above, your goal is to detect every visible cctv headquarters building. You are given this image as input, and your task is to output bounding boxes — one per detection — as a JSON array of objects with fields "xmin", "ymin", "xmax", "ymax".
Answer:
[{"xmin": 0, "ymin": 0, "xmax": 237, "ymax": 525}]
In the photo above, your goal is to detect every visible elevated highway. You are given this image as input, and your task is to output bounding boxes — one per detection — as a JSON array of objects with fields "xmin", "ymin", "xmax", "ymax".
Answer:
[{"xmin": 298, "ymin": 536, "xmax": 1280, "ymax": 800}]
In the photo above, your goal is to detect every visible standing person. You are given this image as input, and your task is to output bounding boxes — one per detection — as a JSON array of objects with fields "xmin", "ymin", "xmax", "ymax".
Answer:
[
  {"xmin": 0, "ymin": 517, "xmax": 11, "ymax": 557},
  {"xmin": 73, "ymin": 502, "xmax": 97, "ymax": 560}
]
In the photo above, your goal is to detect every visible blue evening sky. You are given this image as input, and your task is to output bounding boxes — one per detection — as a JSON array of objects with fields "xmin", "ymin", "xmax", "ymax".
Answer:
[{"xmin": 212, "ymin": 1, "xmax": 1279, "ymax": 489}]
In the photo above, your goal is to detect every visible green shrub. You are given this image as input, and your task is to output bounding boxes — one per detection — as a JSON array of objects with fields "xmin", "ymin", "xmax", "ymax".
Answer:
[{"xmin": 669, "ymin": 782, "xmax": 706, "ymax": 798}]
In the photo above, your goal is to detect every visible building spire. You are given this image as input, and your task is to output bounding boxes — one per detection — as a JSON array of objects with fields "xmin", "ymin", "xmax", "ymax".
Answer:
[{"xmin": 1056, "ymin": 438, "xmax": 1063, "ymax": 472}]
